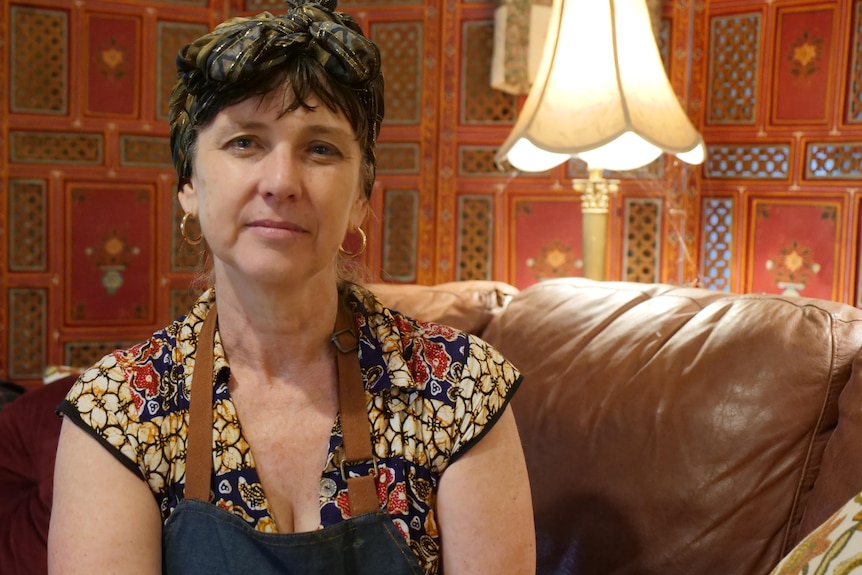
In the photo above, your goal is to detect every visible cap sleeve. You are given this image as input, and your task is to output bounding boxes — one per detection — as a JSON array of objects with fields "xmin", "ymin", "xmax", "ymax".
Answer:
[
  {"xmin": 445, "ymin": 334, "xmax": 523, "ymax": 467},
  {"xmin": 58, "ymin": 354, "xmax": 148, "ymax": 480}
]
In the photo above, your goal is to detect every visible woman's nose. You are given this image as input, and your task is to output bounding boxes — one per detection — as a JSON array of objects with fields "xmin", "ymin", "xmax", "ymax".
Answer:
[{"xmin": 259, "ymin": 145, "xmax": 301, "ymax": 197}]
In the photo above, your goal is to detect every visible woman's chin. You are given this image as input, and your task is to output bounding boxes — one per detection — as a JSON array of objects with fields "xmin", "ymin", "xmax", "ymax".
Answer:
[{"xmin": 218, "ymin": 260, "xmax": 334, "ymax": 291}]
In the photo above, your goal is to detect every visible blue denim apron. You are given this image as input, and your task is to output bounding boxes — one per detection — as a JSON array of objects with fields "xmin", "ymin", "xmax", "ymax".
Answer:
[{"xmin": 162, "ymin": 302, "xmax": 425, "ymax": 575}]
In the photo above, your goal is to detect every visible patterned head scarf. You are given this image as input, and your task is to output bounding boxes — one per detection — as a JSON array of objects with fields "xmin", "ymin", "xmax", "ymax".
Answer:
[{"xmin": 169, "ymin": 0, "xmax": 385, "ymax": 197}]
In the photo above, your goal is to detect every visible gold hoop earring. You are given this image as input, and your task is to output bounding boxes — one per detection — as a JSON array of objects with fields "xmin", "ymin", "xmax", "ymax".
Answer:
[
  {"xmin": 180, "ymin": 212, "xmax": 203, "ymax": 246},
  {"xmin": 339, "ymin": 226, "xmax": 367, "ymax": 257}
]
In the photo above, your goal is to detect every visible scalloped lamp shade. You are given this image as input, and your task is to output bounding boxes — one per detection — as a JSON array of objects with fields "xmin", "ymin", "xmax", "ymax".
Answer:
[{"xmin": 495, "ymin": 0, "xmax": 706, "ymax": 173}]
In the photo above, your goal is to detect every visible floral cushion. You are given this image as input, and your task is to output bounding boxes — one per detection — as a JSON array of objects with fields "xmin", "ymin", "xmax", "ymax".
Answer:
[{"xmin": 770, "ymin": 492, "xmax": 862, "ymax": 575}]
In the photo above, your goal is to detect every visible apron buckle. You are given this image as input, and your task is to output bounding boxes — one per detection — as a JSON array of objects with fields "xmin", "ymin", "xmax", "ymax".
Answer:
[
  {"xmin": 333, "ymin": 445, "xmax": 379, "ymax": 481},
  {"xmin": 331, "ymin": 328, "xmax": 359, "ymax": 353}
]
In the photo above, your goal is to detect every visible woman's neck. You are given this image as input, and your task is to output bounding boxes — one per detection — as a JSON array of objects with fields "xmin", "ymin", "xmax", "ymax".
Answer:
[{"xmin": 209, "ymin": 271, "xmax": 342, "ymax": 383}]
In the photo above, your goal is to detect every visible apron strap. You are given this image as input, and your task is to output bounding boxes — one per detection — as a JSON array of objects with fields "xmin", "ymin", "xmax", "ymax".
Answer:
[
  {"xmin": 184, "ymin": 298, "xmax": 381, "ymax": 516},
  {"xmin": 332, "ymin": 298, "xmax": 380, "ymax": 516},
  {"xmin": 185, "ymin": 303, "xmax": 218, "ymax": 501}
]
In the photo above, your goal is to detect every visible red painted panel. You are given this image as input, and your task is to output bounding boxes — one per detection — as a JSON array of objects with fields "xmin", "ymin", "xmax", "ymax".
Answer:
[
  {"xmin": 748, "ymin": 199, "xmax": 842, "ymax": 300},
  {"xmin": 510, "ymin": 196, "xmax": 583, "ymax": 290},
  {"xmin": 66, "ymin": 185, "xmax": 155, "ymax": 325},
  {"xmin": 86, "ymin": 14, "xmax": 140, "ymax": 117},
  {"xmin": 771, "ymin": 6, "xmax": 835, "ymax": 124}
]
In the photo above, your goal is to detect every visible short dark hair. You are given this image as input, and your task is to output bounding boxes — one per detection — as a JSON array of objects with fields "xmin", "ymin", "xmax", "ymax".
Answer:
[{"xmin": 169, "ymin": 1, "xmax": 384, "ymax": 197}]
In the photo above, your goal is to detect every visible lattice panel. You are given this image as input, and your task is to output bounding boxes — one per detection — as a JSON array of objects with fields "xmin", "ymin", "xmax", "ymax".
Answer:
[
  {"xmin": 457, "ymin": 195, "xmax": 493, "ymax": 281},
  {"xmin": 120, "ymin": 135, "xmax": 173, "ymax": 168},
  {"xmin": 159, "ymin": 0, "xmax": 207, "ymax": 5},
  {"xmin": 8, "ymin": 288, "xmax": 47, "ymax": 379},
  {"xmin": 623, "ymin": 199, "xmax": 661, "ymax": 282},
  {"xmin": 371, "ymin": 21, "xmax": 422, "ymax": 125},
  {"xmin": 700, "ymin": 197, "xmax": 734, "ymax": 292},
  {"xmin": 244, "ymin": 0, "xmax": 422, "ymax": 9},
  {"xmin": 461, "ymin": 21, "xmax": 516, "ymax": 125},
  {"xmin": 171, "ymin": 199, "xmax": 205, "ymax": 273},
  {"xmin": 658, "ymin": 16, "xmax": 671, "ymax": 71},
  {"xmin": 9, "ymin": 179, "xmax": 48, "ymax": 272},
  {"xmin": 156, "ymin": 21, "xmax": 209, "ymax": 121},
  {"xmin": 806, "ymin": 142, "xmax": 862, "ymax": 180},
  {"xmin": 566, "ymin": 159, "xmax": 665, "ymax": 182},
  {"xmin": 707, "ymin": 12, "xmax": 761, "ymax": 125},
  {"xmin": 459, "ymin": 146, "xmax": 500, "ymax": 176},
  {"xmin": 10, "ymin": 132, "xmax": 103, "ymax": 164},
  {"xmin": 566, "ymin": 158, "xmax": 591, "ymax": 180},
  {"xmin": 377, "ymin": 143, "xmax": 421, "ymax": 174},
  {"xmin": 382, "ymin": 189, "xmax": 419, "ymax": 282},
  {"xmin": 848, "ymin": 2, "xmax": 862, "ymax": 123},
  {"xmin": 705, "ymin": 144, "xmax": 790, "ymax": 179},
  {"xmin": 64, "ymin": 341, "xmax": 136, "ymax": 369},
  {"xmin": 608, "ymin": 159, "xmax": 665, "ymax": 181},
  {"xmin": 10, "ymin": 6, "xmax": 67, "ymax": 114},
  {"xmin": 243, "ymin": 0, "xmax": 282, "ymax": 8},
  {"xmin": 170, "ymin": 288, "xmax": 201, "ymax": 322}
]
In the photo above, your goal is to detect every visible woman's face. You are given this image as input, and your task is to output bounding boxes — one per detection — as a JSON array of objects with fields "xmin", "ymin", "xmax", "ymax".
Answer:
[{"xmin": 178, "ymin": 86, "xmax": 368, "ymax": 290}]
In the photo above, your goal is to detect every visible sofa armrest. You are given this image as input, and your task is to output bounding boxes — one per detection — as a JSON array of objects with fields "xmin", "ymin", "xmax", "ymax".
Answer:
[{"xmin": 366, "ymin": 280, "xmax": 518, "ymax": 336}]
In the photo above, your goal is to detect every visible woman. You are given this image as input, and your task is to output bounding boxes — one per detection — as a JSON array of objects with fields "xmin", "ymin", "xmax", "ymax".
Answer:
[{"xmin": 48, "ymin": 1, "xmax": 535, "ymax": 573}]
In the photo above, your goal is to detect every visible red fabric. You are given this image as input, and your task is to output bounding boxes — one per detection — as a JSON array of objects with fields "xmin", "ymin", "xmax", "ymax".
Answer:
[{"xmin": 0, "ymin": 376, "xmax": 77, "ymax": 575}]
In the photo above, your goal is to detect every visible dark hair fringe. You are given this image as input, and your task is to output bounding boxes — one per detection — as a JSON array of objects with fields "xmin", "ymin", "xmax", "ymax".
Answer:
[{"xmin": 172, "ymin": 55, "xmax": 378, "ymax": 197}]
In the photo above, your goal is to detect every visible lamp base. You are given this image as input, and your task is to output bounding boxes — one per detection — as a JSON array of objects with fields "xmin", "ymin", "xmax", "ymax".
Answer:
[{"xmin": 572, "ymin": 168, "xmax": 619, "ymax": 281}]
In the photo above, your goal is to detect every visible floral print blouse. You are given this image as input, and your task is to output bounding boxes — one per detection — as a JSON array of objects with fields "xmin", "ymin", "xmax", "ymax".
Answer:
[{"xmin": 59, "ymin": 284, "xmax": 522, "ymax": 574}]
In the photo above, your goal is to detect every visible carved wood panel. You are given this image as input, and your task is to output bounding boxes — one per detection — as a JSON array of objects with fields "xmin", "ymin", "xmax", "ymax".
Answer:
[
  {"xmin": 5, "ymin": 0, "xmax": 862, "ymax": 386},
  {"xmin": 701, "ymin": 0, "xmax": 862, "ymax": 302}
]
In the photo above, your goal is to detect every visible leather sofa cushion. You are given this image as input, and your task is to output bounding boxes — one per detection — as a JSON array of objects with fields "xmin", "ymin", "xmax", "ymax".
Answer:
[{"xmin": 798, "ymin": 350, "xmax": 862, "ymax": 539}]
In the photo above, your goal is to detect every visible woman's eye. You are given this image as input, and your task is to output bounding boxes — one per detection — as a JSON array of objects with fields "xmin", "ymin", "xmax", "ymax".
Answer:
[
  {"xmin": 311, "ymin": 143, "xmax": 339, "ymax": 156},
  {"xmin": 224, "ymin": 136, "xmax": 256, "ymax": 152}
]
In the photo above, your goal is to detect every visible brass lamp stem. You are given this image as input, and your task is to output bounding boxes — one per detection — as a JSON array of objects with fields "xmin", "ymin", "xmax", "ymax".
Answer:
[{"xmin": 572, "ymin": 168, "xmax": 619, "ymax": 281}]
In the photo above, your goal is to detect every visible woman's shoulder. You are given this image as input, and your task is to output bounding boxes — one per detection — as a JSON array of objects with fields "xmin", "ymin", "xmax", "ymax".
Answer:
[
  {"xmin": 350, "ymin": 283, "xmax": 522, "ymax": 472},
  {"xmin": 351, "ymin": 283, "xmax": 472, "ymax": 355},
  {"xmin": 350, "ymin": 283, "xmax": 471, "ymax": 339},
  {"xmin": 70, "ymin": 290, "xmax": 215, "ymax": 420},
  {"xmin": 349, "ymin": 283, "xmax": 517, "ymax": 395},
  {"xmin": 351, "ymin": 283, "xmax": 511, "ymax": 362}
]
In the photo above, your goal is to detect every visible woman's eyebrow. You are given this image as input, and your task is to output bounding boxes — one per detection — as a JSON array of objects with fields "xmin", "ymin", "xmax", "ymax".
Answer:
[
  {"xmin": 216, "ymin": 118, "xmax": 270, "ymax": 132},
  {"xmin": 302, "ymin": 124, "xmax": 354, "ymax": 139},
  {"xmin": 210, "ymin": 116, "xmax": 355, "ymax": 141}
]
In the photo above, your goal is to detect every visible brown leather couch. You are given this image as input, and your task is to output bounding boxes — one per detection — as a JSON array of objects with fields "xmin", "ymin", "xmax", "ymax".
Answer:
[
  {"xmin": 378, "ymin": 278, "xmax": 862, "ymax": 574},
  {"xmin": 3, "ymin": 277, "xmax": 862, "ymax": 575}
]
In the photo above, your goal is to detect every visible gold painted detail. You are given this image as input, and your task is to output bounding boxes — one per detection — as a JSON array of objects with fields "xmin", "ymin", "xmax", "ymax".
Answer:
[
  {"xmin": 527, "ymin": 240, "xmax": 581, "ymax": 280},
  {"xmin": 573, "ymin": 169, "xmax": 619, "ymax": 214},
  {"xmin": 85, "ymin": 230, "xmax": 141, "ymax": 295},
  {"xmin": 789, "ymin": 31, "xmax": 823, "ymax": 77},
  {"xmin": 765, "ymin": 240, "xmax": 821, "ymax": 296},
  {"xmin": 99, "ymin": 39, "xmax": 127, "ymax": 79}
]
